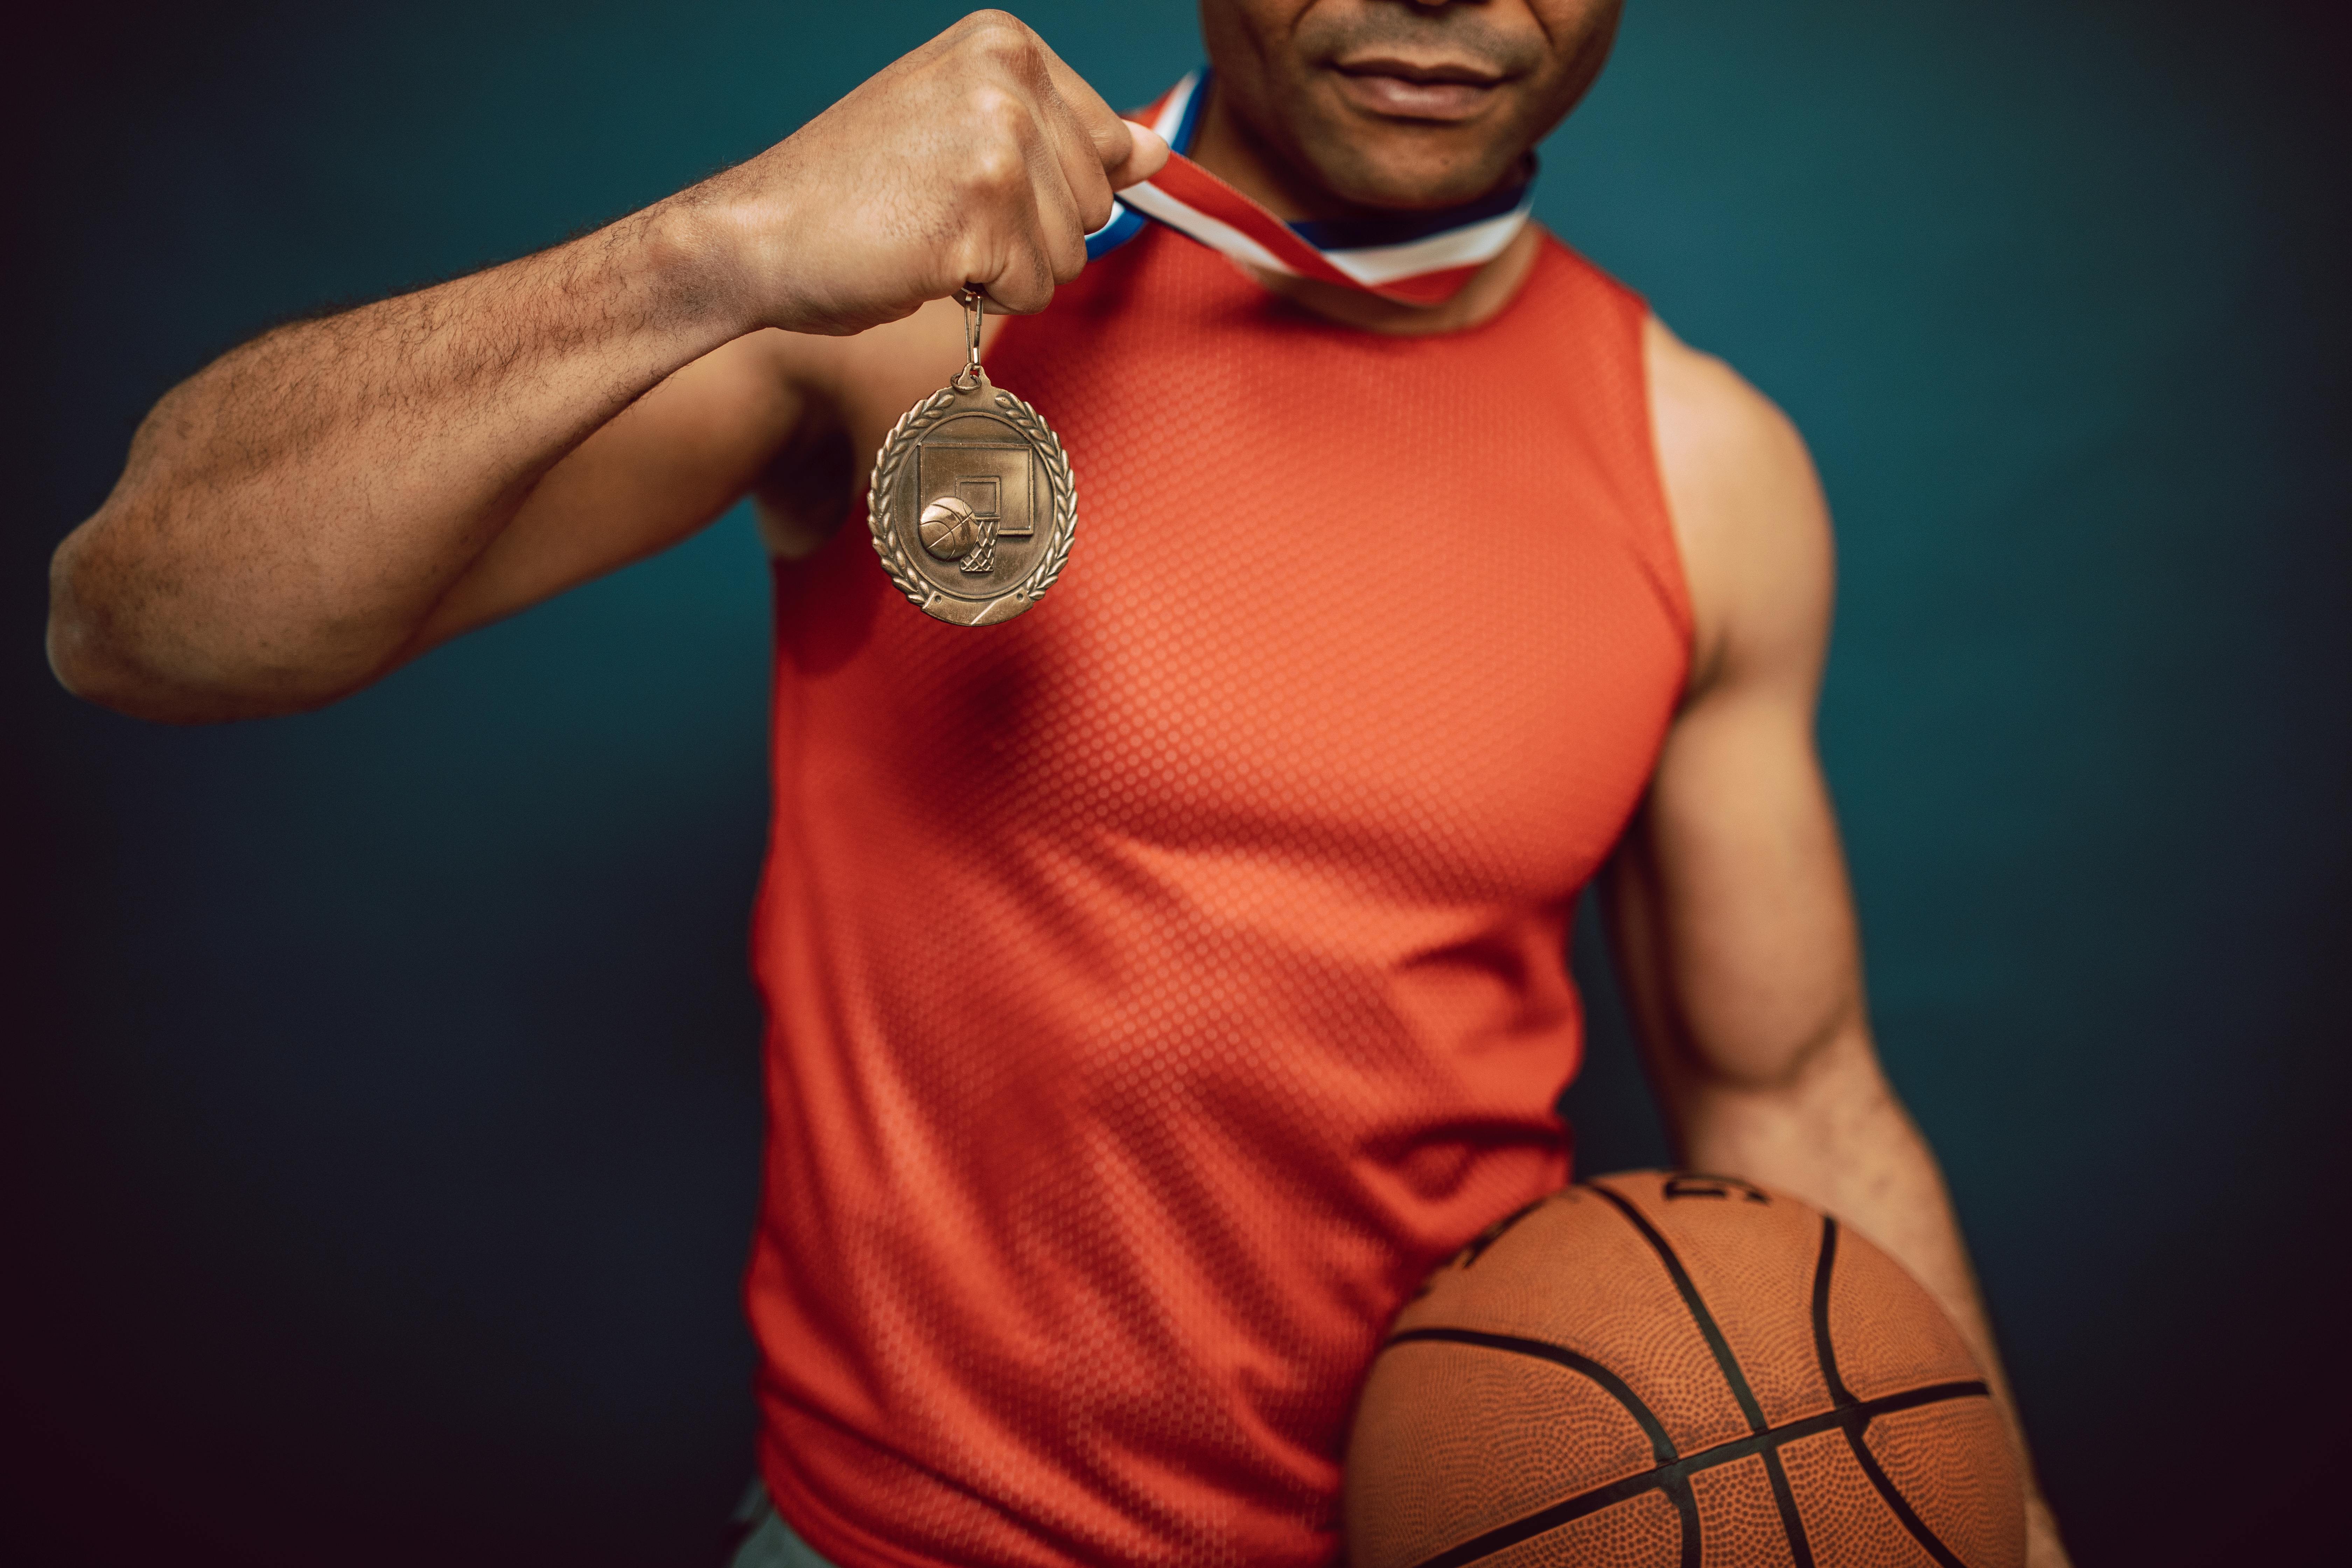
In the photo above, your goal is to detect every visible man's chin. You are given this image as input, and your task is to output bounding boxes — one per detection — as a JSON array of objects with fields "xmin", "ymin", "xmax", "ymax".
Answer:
[
  {"xmin": 1290, "ymin": 101, "xmax": 1529, "ymax": 213},
  {"xmin": 1302, "ymin": 147, "xmax": 1525, "ymax": 215}
]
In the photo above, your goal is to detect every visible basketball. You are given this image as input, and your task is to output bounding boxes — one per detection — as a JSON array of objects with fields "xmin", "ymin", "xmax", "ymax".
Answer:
[
  {"xmin": 919, "ymin": 495, "xmax": 981, "ymax": 559},
  {"xmin": 1345, "ymin": 1172, "xmax": 2025, "ymax": 1568}
]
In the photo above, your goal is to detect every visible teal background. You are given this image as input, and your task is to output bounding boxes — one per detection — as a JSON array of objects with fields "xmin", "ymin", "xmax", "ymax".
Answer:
[{"xmin": 8, "ymin": 2, "xmax": 2345, "ymax": 1564}]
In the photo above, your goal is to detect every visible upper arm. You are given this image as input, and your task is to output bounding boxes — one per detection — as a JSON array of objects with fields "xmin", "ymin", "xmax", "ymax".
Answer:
[
  {"xmin": 1606, "ymin": 316, "xmax": 1862, "ymax": 1095},
  {"xmin": 405, "ymin": 328, "xmax": 821, "ymax": 652}
]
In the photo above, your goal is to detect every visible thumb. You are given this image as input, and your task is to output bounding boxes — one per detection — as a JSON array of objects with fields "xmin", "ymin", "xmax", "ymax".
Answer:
[{"xmin": 1108, "ymin": 120, "xmax": 1170, "ymax": 190}]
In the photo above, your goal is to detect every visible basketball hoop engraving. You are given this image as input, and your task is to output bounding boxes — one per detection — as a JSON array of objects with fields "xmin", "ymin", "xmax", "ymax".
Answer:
[{"xmin": 869, "ymin": 290, "xmax": 1076, "ymax": 626}]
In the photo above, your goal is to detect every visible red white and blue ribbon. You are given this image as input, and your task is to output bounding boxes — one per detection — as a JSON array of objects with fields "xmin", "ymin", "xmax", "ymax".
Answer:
[{"xmin": 1087, "ymin": 69, "xmax": 1536, "ymax": 307}]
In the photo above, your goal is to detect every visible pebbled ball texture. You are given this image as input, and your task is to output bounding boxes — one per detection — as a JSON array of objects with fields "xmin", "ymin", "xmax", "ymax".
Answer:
[{"xmin": 1344, "ymin": 1171, "xmax": 2025, "ymax": 1568}]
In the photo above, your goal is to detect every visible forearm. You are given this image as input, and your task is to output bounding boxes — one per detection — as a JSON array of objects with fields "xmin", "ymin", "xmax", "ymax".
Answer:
[
  {"xmin": 1668, "ymin": 1023, "xmax": 2066, "ymax": 1555},
  {"xmin": 48, "ymin": 197, "xmax": 754, "ymax": 721},
  {"xmin": 1671, "ymin": 1025, "xmax": 1991, "ymax": 1377},
  {"xmin": 50, "ymin": 15, "xmax": 1165, "ymax": 723}
]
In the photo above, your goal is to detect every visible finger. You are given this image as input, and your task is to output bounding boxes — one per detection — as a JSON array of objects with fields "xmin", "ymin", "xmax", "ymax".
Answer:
[
  {"xmin": 989, "ymin": 81, "xmax": 1091, "ymax": 294},
  {"xmin": 964, "ymin": 181, "xmax": 1060, "ymax": 315},
  {"xmin": 1025, "ymin": 136, "xmax": 1093, "ymax": 286},
  {"xmin": 1109, "ymin": 119, "xmax": 1170, "ymax": 189},
  {"xmin": 1025, "ymin": 31, "xmax": 1143, "ymax": 188},
  {"xmin": 981, "ymin": 233, "xmax": 1059, "ymax": 315},
  {"xmin": 1014, "ymin": 49, "xmax": 1123, "ymax": 237},
  {"xmin": 953, "ymin": 16, "xmax": 1119, "ymax": 247},
  {"xmin": 1028, "ymin": 86, "xmax": 1118, "ymax": 238}
]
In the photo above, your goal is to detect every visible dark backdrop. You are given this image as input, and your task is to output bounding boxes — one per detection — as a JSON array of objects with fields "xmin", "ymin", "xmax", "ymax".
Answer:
[{"xmin": 8, "ymin": 3, "xmax": 2346, "ymax": 1564}]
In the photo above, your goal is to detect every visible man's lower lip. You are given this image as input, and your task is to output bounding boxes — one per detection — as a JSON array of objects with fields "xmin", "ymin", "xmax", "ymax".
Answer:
[{"xmin": 1331, "ymin": 71, "xmax": 1499, "ymax": 121}]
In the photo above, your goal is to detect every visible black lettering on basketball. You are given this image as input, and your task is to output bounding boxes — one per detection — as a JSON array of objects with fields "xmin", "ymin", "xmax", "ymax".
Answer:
[{"xmin": 1662, "ymin": 1173, "xmax": 1769, "ymax": 1204}]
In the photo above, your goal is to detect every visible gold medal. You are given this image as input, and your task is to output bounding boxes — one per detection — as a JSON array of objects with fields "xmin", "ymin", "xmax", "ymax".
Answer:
[{"xmin": 868, "ymin": 289, "xmax": 1076, "ymax": 625}]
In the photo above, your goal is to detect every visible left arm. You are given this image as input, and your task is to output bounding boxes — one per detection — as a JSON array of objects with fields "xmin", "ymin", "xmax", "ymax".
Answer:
[{"xmin": 1608, "ymin": 316, "xmax": 2069, "ymax": 1567}]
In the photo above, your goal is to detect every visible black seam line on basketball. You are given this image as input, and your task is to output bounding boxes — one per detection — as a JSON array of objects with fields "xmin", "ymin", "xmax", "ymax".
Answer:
[
  {"xmin": 1843, "ymin": 1421, "xmax": 1972, "ymax": 1568},
  {"xmin": 1667, "ymin": 1475, "xmax": 1701, "ymax": 1568},
  {"xmin": 1809, "ymin": 1214, "xmax": 1967, "ymax": 1568},
  {"xmin": 1759, "ymin": 1446, "xmax": 1817, "ymax": 1568},
  {"xmin": 1459, "ymin": 1197, "xmax": 1548, "ymax": 1269},
  {"xmin": 1776, "ymin": 1214, "xmax": 1840, "ymax": 1568},
  {"xmin": 1398, "ymin": 1380, "xmax": 1991, "ymax": 1568},
  {"xmin": 1811, "ymin": 1215, "xmax": 1859, "ymax": 1407},
  {"xmin": 1584, "ymin": 1181, "xmax": 1771, "ymax": 1433},
  {"xmin": 1384, "ymin": 1328, "xmax": 1678, "ymax": 1465}
]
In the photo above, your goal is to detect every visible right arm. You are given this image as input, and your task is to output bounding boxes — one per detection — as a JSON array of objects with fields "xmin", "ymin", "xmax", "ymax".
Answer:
[{"xmin": 47, "ymin": 12, "xmax": 1166, "ymax": 722}]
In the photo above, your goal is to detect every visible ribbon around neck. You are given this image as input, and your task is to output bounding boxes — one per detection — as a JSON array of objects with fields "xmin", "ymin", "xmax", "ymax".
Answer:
[{"xmin": 1085, "ymin": 69, "xmax": 1536, "ymax": 307}]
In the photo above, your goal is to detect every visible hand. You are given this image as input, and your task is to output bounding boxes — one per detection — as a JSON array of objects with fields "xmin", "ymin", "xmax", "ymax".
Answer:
[{"xmin": 695, "ymin": 9, "xmax": 1169, "ymax": 335}]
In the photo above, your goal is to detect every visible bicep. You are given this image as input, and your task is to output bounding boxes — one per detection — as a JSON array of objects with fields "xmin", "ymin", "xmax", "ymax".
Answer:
[
  {"xmin": 408, "ymin": 329, "xmax": 815, "ymax": 651},
  {"xmin": 1610, "ymin": 317, "xmax": 1861, "ymax": 1093},
  {"xmin": 1608, "ymin": 682, "xmax": 1862, "ymax": 1097}
]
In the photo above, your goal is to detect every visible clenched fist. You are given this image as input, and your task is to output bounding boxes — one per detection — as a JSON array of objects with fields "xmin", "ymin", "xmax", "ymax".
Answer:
[{"xmin": 695, "ymin": 10, "xmax": 1169, "ymax": 334}]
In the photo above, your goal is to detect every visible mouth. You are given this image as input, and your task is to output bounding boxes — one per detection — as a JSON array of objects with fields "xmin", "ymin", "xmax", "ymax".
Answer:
[{"xmin": 1329, "ymin": 56, "xmax": 1512, "ymax": 122}]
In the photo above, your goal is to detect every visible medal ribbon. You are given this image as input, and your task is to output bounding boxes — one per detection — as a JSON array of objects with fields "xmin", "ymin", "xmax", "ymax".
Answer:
[{"xmin": 1085, "ymin": 70, "xmax": 1536, "ymax": 307}]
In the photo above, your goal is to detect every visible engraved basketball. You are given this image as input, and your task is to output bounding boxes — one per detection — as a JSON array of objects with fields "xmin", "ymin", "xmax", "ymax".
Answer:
[
  {"xmin": 1344, "ymin": 1171, "xmax": 2024, "ymax": 1568},
  {"xmin": 919, "ymin": 495, "xmax": 981, "ymax": 560}
]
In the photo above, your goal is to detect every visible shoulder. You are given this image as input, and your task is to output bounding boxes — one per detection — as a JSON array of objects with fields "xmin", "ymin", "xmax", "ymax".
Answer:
[{"xmin": 1642, "ymin": 314, "xmax": 1834, "ymax": 699}]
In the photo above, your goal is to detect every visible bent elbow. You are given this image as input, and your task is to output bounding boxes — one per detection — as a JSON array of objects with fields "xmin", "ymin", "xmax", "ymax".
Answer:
[
  {"xmin": 44, "ymin": 527, "xmax": 359, "ymax": 724},
  {"xmin": 45, "ymin": 533, "xmax": 143, "ymax": 710},
  {"xmin": 46, "ymin": 602, "xmax": 111, "ymax": 708},
  {"xmin": 46, "ymin": 551, "xmax": 207, "ymax": 722}
]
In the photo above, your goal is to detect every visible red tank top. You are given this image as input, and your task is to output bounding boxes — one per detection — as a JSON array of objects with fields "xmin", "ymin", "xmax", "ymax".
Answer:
[{"xmin": 748, "ymin": 227, "xmax": 1690, "ymax": 1568}]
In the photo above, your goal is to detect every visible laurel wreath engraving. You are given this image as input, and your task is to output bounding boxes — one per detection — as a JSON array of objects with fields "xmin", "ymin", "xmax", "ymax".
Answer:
[
  {"xmin": 866, "ymin": 388, "xmax": 956, "ymax": 613},
  {"xmin": 866, "ymin": 382, "xmax": 1078, "ymax": 621},
  {"xmin": 994, "ymin": 390, "xmax": 1079, "ymax": 602}
]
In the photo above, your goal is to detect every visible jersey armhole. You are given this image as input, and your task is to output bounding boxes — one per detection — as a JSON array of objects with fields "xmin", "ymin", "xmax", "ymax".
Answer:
[{"xmin": 1610, "ymin": 285, "xmax": 1699, "ymax": 673}]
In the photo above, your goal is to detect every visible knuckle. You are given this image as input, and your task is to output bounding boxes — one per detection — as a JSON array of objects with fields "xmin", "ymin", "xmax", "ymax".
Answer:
[
  {"xmin": 964, "ymin": 136, "xmax": 1028, "ymax": 195},
  {"xmin": 957, "ymin": 10, "xmax": 1034, "ymax": 63},
  {"xmin": 964, "ymin": 83, "xmax": 1027, "ymax": 140}
]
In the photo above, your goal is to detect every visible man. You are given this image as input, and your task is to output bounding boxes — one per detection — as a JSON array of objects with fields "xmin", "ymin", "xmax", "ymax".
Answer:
[{"xmin": 47, "ymin": 4, "xmax": 2067, "ymax": 1564}]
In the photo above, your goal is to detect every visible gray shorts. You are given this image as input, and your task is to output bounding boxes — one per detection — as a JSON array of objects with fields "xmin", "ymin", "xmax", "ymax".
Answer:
[{"xmin": 727, "ymin": 1483, "xmax": 840, "ymax": 1568}]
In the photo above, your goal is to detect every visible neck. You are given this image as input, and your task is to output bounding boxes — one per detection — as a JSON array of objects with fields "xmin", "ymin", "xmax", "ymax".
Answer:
[{"xmin": 1185, "ymin": 82, "xmax": 1541, "ymax": 338}]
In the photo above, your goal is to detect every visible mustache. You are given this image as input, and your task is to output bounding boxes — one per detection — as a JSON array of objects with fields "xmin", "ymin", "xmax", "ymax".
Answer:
[{"xmin": 1293, "ymin": 8, "xmax": 1550, "ymax": 78}]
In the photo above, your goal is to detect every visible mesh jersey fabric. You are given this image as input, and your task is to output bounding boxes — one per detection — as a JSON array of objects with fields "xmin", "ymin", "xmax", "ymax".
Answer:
[{"xmin": 748, "ymin": 226, "xmax": 1693, "ymax": 1568}]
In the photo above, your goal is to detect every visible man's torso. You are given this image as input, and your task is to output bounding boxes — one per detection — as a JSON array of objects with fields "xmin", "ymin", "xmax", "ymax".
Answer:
[{"xmin": 742, "ymin": 226, "xmax": 1691, "ymax": 1568}]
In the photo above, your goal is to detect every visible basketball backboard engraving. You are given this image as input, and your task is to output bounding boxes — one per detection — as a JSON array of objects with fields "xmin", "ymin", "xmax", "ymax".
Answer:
[
  {"xmin": 917, "ymin": 438, "xmax": 1038, "ymax": 579},
  {"xmin": 922, "ymin": 443, "xmax": 1034, "ymax": 529}
]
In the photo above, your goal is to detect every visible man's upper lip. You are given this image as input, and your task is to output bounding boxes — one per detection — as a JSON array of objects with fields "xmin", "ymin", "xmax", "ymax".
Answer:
[{"xmin": 1331, "ymin": 56, "xmax": 1509, "ymax": 88}]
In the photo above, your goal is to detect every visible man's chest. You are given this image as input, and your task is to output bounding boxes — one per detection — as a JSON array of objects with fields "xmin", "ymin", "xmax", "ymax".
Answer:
[{"xmin": 774, "ymin": 235, "xmax": 1690, "ymax": 909}]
